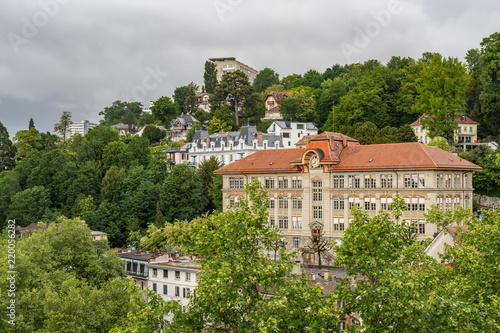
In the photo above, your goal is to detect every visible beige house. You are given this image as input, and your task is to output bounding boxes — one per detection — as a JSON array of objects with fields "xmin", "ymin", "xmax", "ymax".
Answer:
[
  {"xmin": 209, "ymin": 57, "xmax": 259, "ymax": 83},
  {"xmin": 410, "ymin": 114, "xmax": 479, "ymax": 148},
  {"xmin": 215, "ymin": 132, "xmax": 481, "ymax": 263}
]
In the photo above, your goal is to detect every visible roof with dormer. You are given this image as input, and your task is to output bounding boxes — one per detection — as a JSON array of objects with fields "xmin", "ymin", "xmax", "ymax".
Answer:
[{"xmin": 214, "ymin": 132, "xmax": 481, "ymax": 174}]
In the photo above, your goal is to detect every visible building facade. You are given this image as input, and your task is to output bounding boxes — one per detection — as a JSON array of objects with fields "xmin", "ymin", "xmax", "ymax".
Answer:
[
  {"xmin": 215, "ymin": 132, "xmax": 481, "ymax": 262},
  {"xmin": 147, "ymin": 260, "xmax": 200, "ymax": 311},
  {"xmin": 166, "ymin": 114, "xmax": 197, "ymax": 142},
  {"xmin": 410, "ymin": 114, "xmax": 479, "ymax": 147},
  {"xmin": 69, "ymin": 120, "xmax": 97, "ymax": 137},
  {"xmin": 188, "ymin": 125, "xmax": 284, "ymax": 167},
  {"xmin": 195, "ymin": 92, "xmax": 213, "ymax": 112},
  {"xmin": 267, "ymin": 121, "xmax": 318, "ymax": 148},
  {"xmin": 209, "ymin": 57, "xmax": 259, "ymax": 83}
]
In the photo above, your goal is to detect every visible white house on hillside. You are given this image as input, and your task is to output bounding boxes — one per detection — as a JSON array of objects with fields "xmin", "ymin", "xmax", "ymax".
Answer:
[{"xmin": 266, "ymin": 121, "xmax": 318, "ymax": 147}]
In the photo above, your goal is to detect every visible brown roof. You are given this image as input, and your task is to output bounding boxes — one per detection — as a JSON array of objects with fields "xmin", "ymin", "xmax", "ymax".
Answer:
[
  {"xmin": 446, "ymin": 225, "xmax": 469, "ymax": 240},
  {"xmin": 215, "ymin": 134, "xmax": 482, "ymax": 174},
  {"xmin": 215, "ymin": 148, "xmax": 306, "ymax": 174},
  {"xmin": 410, "ymin": 114, "xmax": 479, "ymax": 127},
  {"xmin": 331, "ymin": 142, "xmax": 482, "ymax": 172}
]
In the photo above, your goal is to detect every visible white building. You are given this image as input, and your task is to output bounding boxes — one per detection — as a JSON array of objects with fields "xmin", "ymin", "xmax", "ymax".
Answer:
[
  {"xmin": 267, "ymin": 121, "xmax": 318, "ymax": 148},
  {"xmin": 147, "ymin": 259, "xmax": 200, "ymax": 312},
  {"xmin": 69, "ymin": 120, "xmax": 97, "ymax": 137},
  {"xmin": 188, "ymin": 125, "xmax": 284, "ymax": 167}
]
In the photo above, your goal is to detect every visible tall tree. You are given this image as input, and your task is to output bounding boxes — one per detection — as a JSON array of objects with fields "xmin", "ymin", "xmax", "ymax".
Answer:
[
  {"xmin": 173, "ymin": 85, "xmax": 190, "ymax": 114},
  {"xmin": 159, "ymin": 163, "xmax": 208, "ymax": 222},
  {"xmin": 8, "ymin": 185, "xmax": 51, "ymax": 227},
  {"xmin": 403, "ymin": 53, "xmax": 469, "ymax": 147},
  {"xmin": 53, "ymin": 111, "xmax": 72, "ymax": 146},
  {"xmin": 0, "ymin": 217, "xmax": 129, "ymax": 333},
  {"xmin": 203, "ymin": 60, "xmax": 217, "ymax": 94},
  {"xmin": 184, "ymin": 82, "xmax": 199, "ymax": 114},
  {"xmin": 165, "ymin": 182, "xmax": 339, "ymax": 331},
  {"xmin": 279, "ymin": 89, "xmax": 316, "ymax": 122},
  {"xmin": 99, "ymin": 100, "xmax": 143, "ymax": 127},
  {"xmin": 478, "ymin": 32, "xmax": 500, "ymax": 138},
  {"xmin": 333, "ymin": 197, "xmax": 442, "ymax": 332},
  {"xmin": 151, "ymin": 96, "xmax": 179, "ymax": 124},
  {"xmin": 211, "ymin": 70, "xmax": 254, "ymax": 126},
  {"xmin": 253, "ymin": 67, "xmax": 280, "ymax": 93},
  {"xmin": 0, "ymin": 121, "xmax": 16, "ymax": 171},
  {"xmin": 12, "ymin": 127, "xmax": 42, "ymax": 161},
  {"xmin": 302, "ymin": 69, "xmax": 324, "ymax": 89}
]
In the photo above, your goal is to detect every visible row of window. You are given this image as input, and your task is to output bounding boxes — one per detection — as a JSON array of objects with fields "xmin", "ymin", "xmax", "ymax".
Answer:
[
  {"xmin": 269, "ymin": 216, "xmax": 302, "ymax": 229},
  {"xmin": 437, "ymin": 174, "xmax": 468, "ymax": 189},
  {"xmin": 231, "ymin": 173, "xmax": 470, "ymax": 190},
  {"xmin": 437, "ymin": 196, "xmax": 470, "ymax": 211},
  {"xmin": 268, "ymin": 197, "xmax": 303, "ymax": 209},
  {"xmin": 264, "ymin": 176, "xmax": 303, "ymax": 189},
  {"xmin": 151, "ymin": 268, "xmax": 193, "ymax": 282},
  {"xmin": 151, "ymin": 283, "xmax": 193, "ymax": 298}
]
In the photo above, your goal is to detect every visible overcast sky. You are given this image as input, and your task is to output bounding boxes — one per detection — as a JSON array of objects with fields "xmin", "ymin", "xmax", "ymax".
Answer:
[{"xmin": 1, "ymin": 0, "xmax": 498, "ymax": 137}]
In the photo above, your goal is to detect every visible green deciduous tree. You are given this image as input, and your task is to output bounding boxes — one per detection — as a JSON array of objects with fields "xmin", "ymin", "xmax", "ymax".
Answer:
[
  {"xmin": 0, "ymin": 171, "xmax": 20, "ymax": 229},
  {"xmin": 478, "ymin": 32, "xmax": 500, "ymax": 138},
  {"xmin": 101, "ymin": 166, "xmax": 127, "ymax": 203},
  {"xmin": 333, "ymin": 198, "xmax": 440, "ymax": 332},
  {"xmin": 142, "ymin": 125, "xmax": 166, "ymax": 145},
  {"xmin": 99, "ymin": 100, "xmax": 143, "ymax": 127},
  {"xmin": 159, "ymin": 164, "xmax": 208, "ymax": 222},
  {"xmin": 253, "ymin": 67, "xmax": 280, "ymax": 93},
  {"xmin": 0, "ymin": 121, "xmax": 16, "ymax": 171},
  {"xmin": 404, "ymin": 53, "xmax": 469, "ymax": 147},
  {"xmin": 279, "ymin": 89, "xmax": 316, "ymax": 122},
  {"xmin": 8, "ymin": 185, "xmax": 51, "ymax": 227},
  {"xmin": 173, "ymin": 85, "xmax": 190, "ymax": 115},
  {"xmin": 0, "ymin": 217, "xmax": 129, "ymax": 333},
  {"xmin": 151, "ymin": 96, "xmax": 179, "ymax": 124},
  {"xmin": 428, "ymin": 136, "xmax": 451, "ymax": 152},
  {"xmin": 204, "ymin": 60, "xmax": 217, "ymax": 94},
  {"xmin": 13, "ymin": 127, "xmax": 42, "ymax": 161},
  {"xmin": 166, "ymin": 182, "xmax": 340, "ymax": 332}
]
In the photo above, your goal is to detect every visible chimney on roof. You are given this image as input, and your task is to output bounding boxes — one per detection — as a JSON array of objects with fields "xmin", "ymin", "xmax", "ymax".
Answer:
[
  {"xmin": 324, "ymin": 270, "xmax": 329, "ymax": 280},
  {"xmin": 219, "ymin": 129, "xmax": 224, "ymax": 134},
  {"xmin": 206, "ymin": 134, "xmax": 210, "ymax": 147},
  {"xmin": 227, "ymin": 133, "xmax": 230, "ymax": 145},
  {"xmin": 257, "ymin": 131, "xmax": 263, "ymax": 145}
]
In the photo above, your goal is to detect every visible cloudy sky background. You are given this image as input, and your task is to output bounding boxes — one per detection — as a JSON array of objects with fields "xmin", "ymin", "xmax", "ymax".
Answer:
[{"xmin": 1, "ymin": 0, "xmax": 498, "ymax": 137}]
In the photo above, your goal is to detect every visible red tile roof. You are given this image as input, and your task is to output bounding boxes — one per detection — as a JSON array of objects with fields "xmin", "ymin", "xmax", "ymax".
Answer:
[
  {"xmin": 331, "ymin": 142, "xmax": 482, "ymax": 172},
  {"xmin": 410, "ymin": 114, "xmax": 479, "ymax": 126},
  {"xmin": 215, "ymin": 148, "xmax": 306, "ymax": 174},
  {"xmin": 215, "ymin": 133, "xmax": 481, "ymax": 174}
]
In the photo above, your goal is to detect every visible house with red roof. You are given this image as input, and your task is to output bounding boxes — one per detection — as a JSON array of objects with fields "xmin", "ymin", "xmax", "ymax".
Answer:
[
  {"xmin": 215, "ymin": 132, "xmax": 481, "ymax": 264},
  {"xmin": 410, "ymin": 114, "xmax": 479, "ymax": 149}
]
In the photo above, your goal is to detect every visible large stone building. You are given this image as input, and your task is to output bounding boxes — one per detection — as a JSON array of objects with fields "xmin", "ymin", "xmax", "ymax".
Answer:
[
  {"xmin": 209, "ymin": 57, "xmax": 259, "ymax": 83},
  {"xmin": 215, "ymin": 132, "xmax": 481, "ymax": 262}
]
